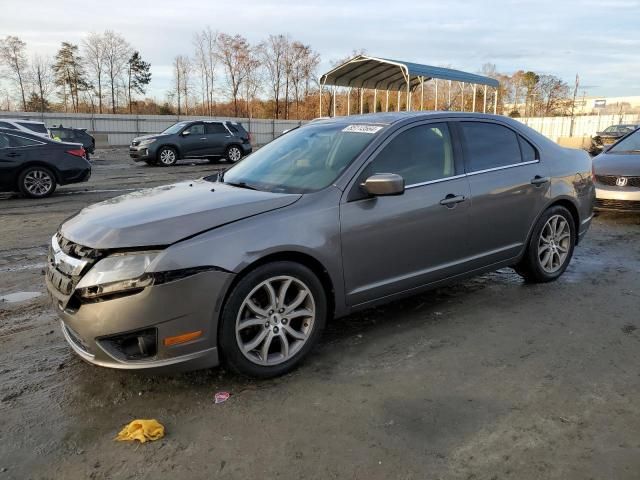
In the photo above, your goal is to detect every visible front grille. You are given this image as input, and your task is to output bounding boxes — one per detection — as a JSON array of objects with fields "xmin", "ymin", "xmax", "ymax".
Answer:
[
  {"xmin": 48, "ymin": 234, "xmax": 102, "ymax": 306},
  {"xmin": 596, "ymin": 175, "xmax": 640, "ymax": 187},
  {"xmin": 595, "ymin": 199, "xmax": 640, "ymax": 212}
]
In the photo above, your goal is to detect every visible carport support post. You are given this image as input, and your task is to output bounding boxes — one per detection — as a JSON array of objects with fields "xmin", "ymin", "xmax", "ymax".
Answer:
[
  {"xmin": 397, "ymin": 90, "xmax": 400, "ymax": 112},
  {"xmin": 406, "ymin": 77, "xmax": 410, "ymax": 111},
  {"xmin": 472, "ymin": 84, "xmax": 477, "ymax": 112},
  {"xmin": 360, "ymin": 88, "xmax": 364, "ymax": 115},
  {"xmin": 347, "ymin": 88, "xmax": 351, "ymax": 115},
  {"xmin": 420, "ymin": 77, "xmax": 424, "ymax": 111},
  {"xmin": 448, "ymin": 80, "xmax": 452, "ymax": 110},
  {"xmin": 483, "ymin": 85, "xmax": 488, "ymax": 113},
  {"xmin": 332, "ymin": 87, "xmax": 337, "ymax": 117},
  {"xmin": 494, "ymin": 88, "xmax": 498, "ymax": 114},
  {"xmin": 435, "ymin": 79, "xmax": 438, "ymax": 110},
  {"xmin": 319, "ymin": 85, "xmax": 323, "ymax": 117},
  {"xmin": 385, "ymin": 90, "xmax": 389, "ymax": 112},
  {"xmin": 461, "ymin": 82, "xmax": 465, "ymax": 112},
  {"xmin": 373, "ymin": 89, "xmax": 377, "ymax": 113}
]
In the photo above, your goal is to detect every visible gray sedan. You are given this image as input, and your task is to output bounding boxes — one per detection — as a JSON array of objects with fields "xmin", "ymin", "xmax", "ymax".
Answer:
[
  {"xmin": 593, "ymin": 127, "xmax": 640, "ymax": 212},
  {"xmin": 46, "ymin": 112, "xmax": 594, "ymax": 378}
]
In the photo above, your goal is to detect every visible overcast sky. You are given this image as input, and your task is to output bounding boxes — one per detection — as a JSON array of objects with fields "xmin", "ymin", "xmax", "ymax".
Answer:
[{"xmin": 3, "ymin": 0, "xmax": 640, "ymax": 99}]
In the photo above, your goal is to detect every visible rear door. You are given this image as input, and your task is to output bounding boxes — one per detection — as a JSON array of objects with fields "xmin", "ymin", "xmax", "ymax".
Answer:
[
  {"xmin": 340, "ymin": 122, "xmax": 472, "ymax": 306},
  {"xmin": 203, "ymin": 122, "xmax": 231, "ymax": 156},
  {"xmin": 455, "ymin": 120, "xmax": 549, "ymax": 267},
  {"xmin": 0, "ymin": 133, "xmax": 43, "ymax": 189}
]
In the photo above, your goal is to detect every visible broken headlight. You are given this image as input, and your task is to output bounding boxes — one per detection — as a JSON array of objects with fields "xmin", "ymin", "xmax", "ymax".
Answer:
[{"xmin": 75, "ymin": 251, "xmax": 160, "ymax": 299}]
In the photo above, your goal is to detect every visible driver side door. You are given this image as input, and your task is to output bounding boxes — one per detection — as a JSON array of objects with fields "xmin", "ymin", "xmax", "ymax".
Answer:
[
  {"xmin": 340, "ymin": 122, "xmax": 472, "ymax": 307},
  {"xmin": 180, "ymin": 123, "xmax": 207, "ymax": 157}
]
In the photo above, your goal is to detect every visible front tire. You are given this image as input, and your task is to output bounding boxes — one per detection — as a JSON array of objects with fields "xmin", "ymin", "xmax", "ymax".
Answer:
[
  {"xmin": 219, "ymin": 261, "xmax": 327, "ymax": 378},
  {"xmin": 225, "ymin": 145, "xmax": 243, "ymax": 163},
  {"xmin": 157, "ymin": 146, "xmax": 178, "ymax": 166},
  {"xmin": 18, "ymin": 166, "xmax": 57, "ymax": 198},
  {"xmin": 515, "ymin": 205, "xmax": 576, "ymax": 283}
]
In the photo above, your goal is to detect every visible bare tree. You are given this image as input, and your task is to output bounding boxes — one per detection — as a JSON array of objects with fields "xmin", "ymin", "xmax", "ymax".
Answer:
[
  {"xmin": 215, "ymin": 33, "xmax": 250, "ymax": 117},
  {"xmin": 289, "ymin": 42, "xmax": 319, "ymax": 119},
  {"xmin": 83, "ymin": 32, "xmax": 106, "ymax": 113},
  {"xmin": 536, "ymin": 74, "xmax": 570, "ymax": 116},
  {"xmin": 0, "ymin": 36, "xmax": 29, "ymax": 111},
  {"xmin": 172, "ymin": 55, "xmax": 191, "ymax": 115},
  {"xmin": 259, "ymin": 34, "xmax": 288, "ymax": 119},
  {"xmin": 194, "ymin": 28, "xmax": 217, "ymax": 116},
  {"xmin": 102, "ymin": 31, "xmax": 131, "ymax": 113},
  {"xmin": 30, "ymin": 55, "xmax": 54, "ymax": 112},
  {"xmin": 242, "ymin": 47, "xmax": 261, "ymax": 119}
]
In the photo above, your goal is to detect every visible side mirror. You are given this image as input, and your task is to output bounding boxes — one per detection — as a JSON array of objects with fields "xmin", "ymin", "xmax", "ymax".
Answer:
[
  {"xmin": 182, "ymin": 130, "xmax": 191, "ymax": 136},
  {"xmin": 362, "ymin": 173, "xmax": 405, "ymax": 196}
]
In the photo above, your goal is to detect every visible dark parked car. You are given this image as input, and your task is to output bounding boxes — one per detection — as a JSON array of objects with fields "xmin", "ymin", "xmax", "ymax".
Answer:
[
  {"xmin": 593, "ymin": 126, "xmax": 640, "ymax": 212},
  {"xmin": 0, "ymin": 127, "xmax": 91, "ymax": 198},
  {"xmin": 591, "ymin": 124, "xmax": 638, "ymax": 153},
  {"xmin": 49, "ymin": 125, "xmax": 96, "ymax": 158},
  {"xmin": 129, "ymin": 120, "xmax": 252, "ymax": 166},
  {"xmin": 47, "ymin": 112, "xmax": 593, "ymax": 378}
]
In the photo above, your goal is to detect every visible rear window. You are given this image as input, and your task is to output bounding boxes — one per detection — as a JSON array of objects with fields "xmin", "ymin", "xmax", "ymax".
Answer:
[
  {"xmin": 51, "ymin": 129, "xmax": 74, "ymax": 140},
  {"xmin": 18, "ymin": 122, "xmax": 48, "ymax": 134},
  {"xmin": 0, "ymin": 133, "xmax": 43, "ymax": 148},
  {"xmin": 519, "ymin": 136, "xmax": 538, "ymax": 162},
  {"xmin": 0, "ymin": 121, "xmax": 18, "ymax": 129},
  {"xmin": 461, "ymin": 122, "xmax": 522, "ymax": 172},
  {"xmin": 206, "ymin": 123, "xmax": 228, "ymax": 134}
]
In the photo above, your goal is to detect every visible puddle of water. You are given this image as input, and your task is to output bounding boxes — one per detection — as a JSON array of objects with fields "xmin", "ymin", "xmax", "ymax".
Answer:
[{"xmin": 0, "ymin": 291, "xmax": 43, "ymax": 303}]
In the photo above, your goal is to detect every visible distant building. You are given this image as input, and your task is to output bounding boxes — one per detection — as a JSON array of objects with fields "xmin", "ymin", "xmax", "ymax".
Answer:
[{"xmin": 574, "ymin": 96, "xmax": 640, "ymax": 115}]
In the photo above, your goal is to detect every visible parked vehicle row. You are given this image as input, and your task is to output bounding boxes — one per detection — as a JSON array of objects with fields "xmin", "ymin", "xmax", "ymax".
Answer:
[
  {"xmin": 46, "ymin": 112, "xmax": 594, "ymax": 378},
  {"xmin": 129, "ymin": 120, "xmax": 252, "ymax": 166},
  {"xmin": 0, "ymin": 128, "xmax": 91, "ymax": 198},
  {"xmin": 591, "ymin": 124, "xmax": 638, "ymax": 153}
]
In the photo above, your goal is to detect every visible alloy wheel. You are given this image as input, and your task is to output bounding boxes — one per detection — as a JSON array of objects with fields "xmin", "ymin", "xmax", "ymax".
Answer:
[
  {"xmin": 235, "ymin": 275, "xmax": 316, "ymax": 366},
  {"xmin": 159, "ymin": 149, "xmax": 176, "ymax": 165},
  {"xmin": 23, "ymin": 169, "xmax": 53, "ymax": 196},
  {"xmin": 537, "ymin": 214, "xmax": 571, "ymax": 273},
  {"xmin": 227, "ymin": 147, "xmax": 242, "ymax": 162}
]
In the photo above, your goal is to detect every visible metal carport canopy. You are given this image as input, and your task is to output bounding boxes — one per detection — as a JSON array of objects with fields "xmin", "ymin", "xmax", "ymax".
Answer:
[{"xmin": 320, "ymin": 55, "xmax": 499, "ymax": 90}]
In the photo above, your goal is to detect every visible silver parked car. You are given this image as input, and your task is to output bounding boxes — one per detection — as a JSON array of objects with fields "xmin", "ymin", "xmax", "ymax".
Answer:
[
  {"xmin": 593, "ymin": 126, "xmax": 640, "ymax": 212},
  {"xmin": 46, "ymin": 112, "xmax": 594, "ymax": 378}
]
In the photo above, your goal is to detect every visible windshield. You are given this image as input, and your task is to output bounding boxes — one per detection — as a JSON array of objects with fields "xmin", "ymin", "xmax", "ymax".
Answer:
[
  {"xmin": 221, "ymin": 123, "xmax": 382, "ymax": 193},
  {"xmin": 161, "ymin": 122, "xmax": 188, "ymax": 135},
  {"xmin": 609, "ymin": 128, "xmax": 640, "ymax": 154}
]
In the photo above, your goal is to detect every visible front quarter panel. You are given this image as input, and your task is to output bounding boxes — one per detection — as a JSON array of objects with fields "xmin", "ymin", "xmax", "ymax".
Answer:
[{"xmin": 150, "ymin": 187, "xmax": 347, "ymax": 316}]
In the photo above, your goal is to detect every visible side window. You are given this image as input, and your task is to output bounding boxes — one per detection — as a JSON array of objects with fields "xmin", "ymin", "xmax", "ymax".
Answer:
[
  {"xmin": 364, "ymin": 123, "xmax": 455, "ymax": 185},
  {"xmin": 206, "ymin": 123, "xmax": 228, "ymax": 134},
  {"xmin": 0, "ymin": 133, "xmax": 10, "ymax": 148},
  {"xmin": 8, "ymin": 135, "xmax": 41, "ymax": 147},
  {"xmin": 461, "ymin": 122, "xmax": 522, "ymax": 172},
  {"xmin": 185, "ymin": 123, "xmax": 205, "ymax": 135},
  {"xmin": 0, "ymin": 121, "xmax": 17, "ymax": 129},
  {"xmin": 519, "ymin": 136, "xmax": 538, "ymax": 162}
]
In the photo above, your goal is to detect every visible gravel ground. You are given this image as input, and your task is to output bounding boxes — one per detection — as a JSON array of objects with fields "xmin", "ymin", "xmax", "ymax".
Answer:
[{"xmin": 0, "ymin": 149, "xmax": 639, "ymax": 479}]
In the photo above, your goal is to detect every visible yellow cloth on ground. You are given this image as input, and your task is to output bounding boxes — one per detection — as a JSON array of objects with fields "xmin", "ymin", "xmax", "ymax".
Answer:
[{"xmin": 116, "ymin": 419, "xmax": 165, "ymax": 443}]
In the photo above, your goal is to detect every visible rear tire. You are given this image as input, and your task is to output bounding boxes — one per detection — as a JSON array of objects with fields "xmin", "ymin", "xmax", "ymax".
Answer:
[
  {"xmin": 225, "ymin": 145, "xmax": 243, "ymax": 163},
  {"xmin": 219, "ymin": 261, "xmax": 327, "ymax": 378},
  {"xmin": 157, "ymin": 146, "xmax": 178, "ymax": 166},
  {"xmin": 18, "ymin": 166, "xmax": 57, "ymax": 198},
  {"xmin": 515, "ymin": 205, "xmax": 576, "ymax": 283}
]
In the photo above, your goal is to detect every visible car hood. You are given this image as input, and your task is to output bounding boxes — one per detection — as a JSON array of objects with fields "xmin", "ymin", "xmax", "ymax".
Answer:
[
  {"xmin": 60, "ymin": 180, "xmax": 301, "ymax": 249},
  {"xmin": 593, "ymin": 152, "xmax": 640, "ymax": 176},
  {"xmin": 132, "ymin": 133, "xmax": 168, "ymax": 143}
]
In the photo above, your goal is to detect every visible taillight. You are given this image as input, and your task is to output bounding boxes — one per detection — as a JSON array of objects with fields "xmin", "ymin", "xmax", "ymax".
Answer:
[
  {"xmin": 66, "ymin": 148, "xmax": 85, "ymax": 158},
  {"xmin": 247, "ymin": 132, "xmax": 252, "ymax": 144}
]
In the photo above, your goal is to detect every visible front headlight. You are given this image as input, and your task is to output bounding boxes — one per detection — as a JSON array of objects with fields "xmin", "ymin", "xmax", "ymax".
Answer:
[
  {"xmin": 76, "ymin": 251, "xmax": 159, "ymax": 299},
  {"xmin": 138, "ymin": 138, "xmax": 157, "ymax": 146}
]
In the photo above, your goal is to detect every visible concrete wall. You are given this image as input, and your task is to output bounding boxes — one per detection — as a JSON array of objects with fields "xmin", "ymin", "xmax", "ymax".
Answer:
[
  {"xmin": 2, "ymin": 110, "xmax": 639, "ymax": 147},
  {"xmin": 0, "ymin": 112, "xmax": 305, "ymax": 147}
]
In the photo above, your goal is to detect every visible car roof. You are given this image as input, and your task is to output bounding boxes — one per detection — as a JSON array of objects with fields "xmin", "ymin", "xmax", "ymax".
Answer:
[
  {"xmin": 0, "ymin": 118, "xmax": 46, "ymax": 124},
  {"xmin": 309, "ymin": 111, "xmax": 521, "ymax": 126}
]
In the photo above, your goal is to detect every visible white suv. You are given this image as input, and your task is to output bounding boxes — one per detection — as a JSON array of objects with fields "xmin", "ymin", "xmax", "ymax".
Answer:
[{"xmin": 0, "ymin": 118, "xmax": 50, "ymax": 138}]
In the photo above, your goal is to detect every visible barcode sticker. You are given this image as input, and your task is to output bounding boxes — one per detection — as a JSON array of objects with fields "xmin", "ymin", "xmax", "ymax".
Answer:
[{"xmin": 342, "ymin": 125, "xmax": 383, "ymax": 134}]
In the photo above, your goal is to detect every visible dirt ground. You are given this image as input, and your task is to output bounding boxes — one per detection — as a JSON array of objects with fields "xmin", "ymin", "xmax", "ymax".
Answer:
[{"xmin": 1, "ymin": 150, "xmax": 639, "ymax": 480}]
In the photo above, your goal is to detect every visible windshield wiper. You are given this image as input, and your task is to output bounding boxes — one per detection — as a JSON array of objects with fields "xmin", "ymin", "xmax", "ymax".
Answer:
[{"xmin": 224, "ymin": 181, "xmax": 258, "ymax": 191}]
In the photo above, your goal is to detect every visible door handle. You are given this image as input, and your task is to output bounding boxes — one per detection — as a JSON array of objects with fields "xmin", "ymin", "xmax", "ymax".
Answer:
[
  {"xmin": 6, "ymin": 152, "xmax": 20, "ymax": 157},
  {"xmin": 224, "ymin": 135, "xmax": 231, "ymax": 138},
  {"xmin": 439, "ymin": 194, "xmax": 466, "ymax": 207},
  {"xmin": 200, "ymin": 137, "xmax": 207, "ymax": 140},
  {"xmin": 531, "ymin": 175, "xmax": 550, "ymax": 186}
]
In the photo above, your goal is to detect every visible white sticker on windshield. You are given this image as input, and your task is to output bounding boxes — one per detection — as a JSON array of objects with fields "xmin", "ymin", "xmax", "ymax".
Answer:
[{"xmin": 342, "ymin": 125, "xmax": 383, "ymax": 134}]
